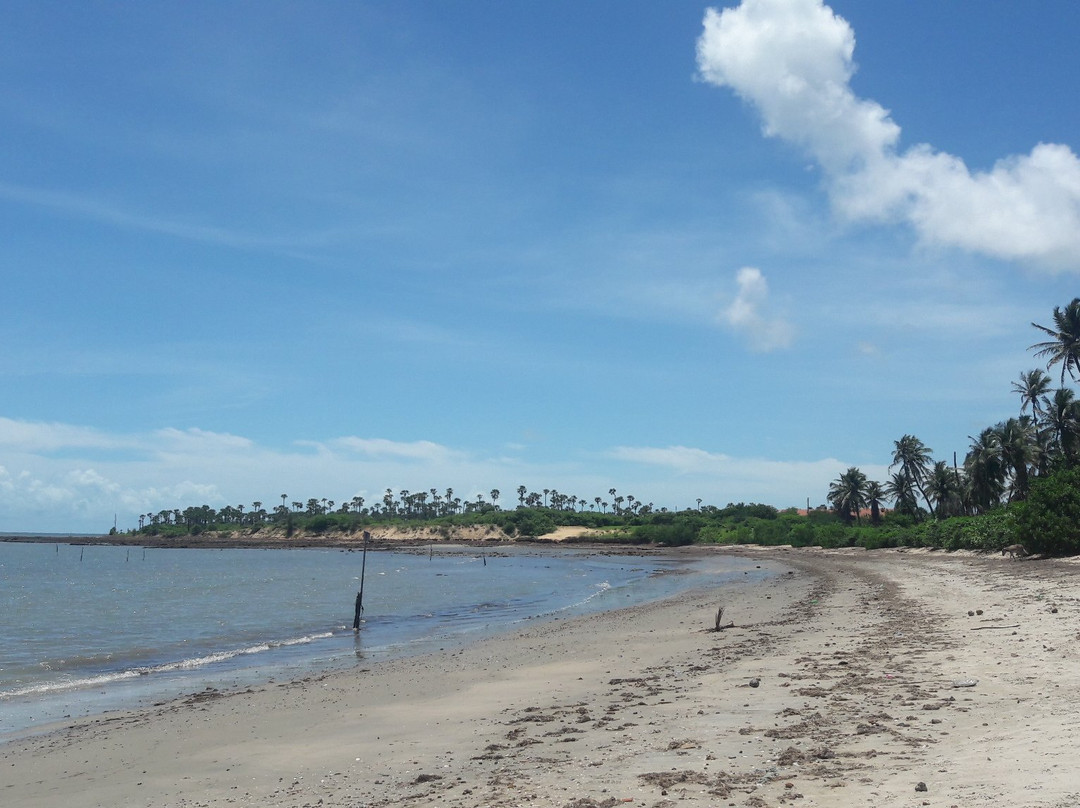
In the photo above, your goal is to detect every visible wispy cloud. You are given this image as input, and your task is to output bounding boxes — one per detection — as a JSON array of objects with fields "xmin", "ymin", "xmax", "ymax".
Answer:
[
  {"xmin": 0, "ymin": 417, "xmax": 128, "ymax": 452},
  {"xmin": 717, "ymin": 267, "xmax": 795, "ymax": 351},
  {"xmin": 320, "ymin": 436, "xmax": 463, "ymax": 464},
  {"xmin": 0, "ymin": 180, "xmax": 335, "ymax": 252},
  {"xmin": 697, "ymin": 0, "xmax": 1080, "ymax": 271}
]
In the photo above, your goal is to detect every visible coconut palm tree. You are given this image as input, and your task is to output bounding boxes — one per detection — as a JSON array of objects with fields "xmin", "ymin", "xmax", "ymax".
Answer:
[
  {"xmin": 997, "ymin": 417, "xmax": 1039, "ymax": 501},
  {"xmin": 1045, "ymin": 387, "xmax": 1080, "ymax": 466},
  {"xmin": 865, "ymin": 480, "xmax": 885, "ymax": 524},
  {"xmin": 1031, "ymin": 298, "xmax": 1080, "ymax": 384},
  {"xmin": 890, "ymin": 434, "xmax": 934, "ymax": 516},
  {"xmin": 1012, "ymin": 369, "xmax": 1052, "ymax": 425},
  {"xmin": 965, "ymin": 427, "xmax": 1006, "ymax": 513},
  {"xmin": 884, "ymin": 472, "xmax": 920, "ymax": 519},
  {"xmin": 828, "ymin": 466, "xmax": 868, "ymax": 524},
  {"xmin": 927, "ymin": 461, "xmax": 964, "ymax": 518}
]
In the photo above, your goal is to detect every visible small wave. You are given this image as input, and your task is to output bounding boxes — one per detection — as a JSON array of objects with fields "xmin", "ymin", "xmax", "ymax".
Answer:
[
  {"xmin": 548, "ymin": 580, "xmax": 612, "ymax": 613},
  {"xmin": 0, "ymin": 631, "xmax": 335, "ymax": 700}
]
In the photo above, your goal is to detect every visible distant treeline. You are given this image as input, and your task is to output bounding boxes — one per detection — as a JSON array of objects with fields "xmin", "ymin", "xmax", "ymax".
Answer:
[
  {"xmin": 121, "ymin": 299, "xmax": 1080, "ymax": 556},
  {"xmin": 121, "ymin": 483, "xmax": 1080, "ymax": 558}
]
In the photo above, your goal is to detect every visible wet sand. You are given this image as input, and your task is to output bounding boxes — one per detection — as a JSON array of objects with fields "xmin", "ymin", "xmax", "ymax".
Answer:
[{"xmin": 4, "ymin": 546, "xmax": 1079, "ymax": 807}]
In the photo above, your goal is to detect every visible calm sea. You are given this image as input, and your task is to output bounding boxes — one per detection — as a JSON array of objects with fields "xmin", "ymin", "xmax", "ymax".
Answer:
[{"xmin": 0, "ymin": 540, "xmax": 770, "ymax": 740}]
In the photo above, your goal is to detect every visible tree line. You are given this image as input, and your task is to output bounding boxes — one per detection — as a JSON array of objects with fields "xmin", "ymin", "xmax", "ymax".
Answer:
[
  {"xmin": 824, "ymin": 298, "xmax": 1080, "ymax": 553},
  {"xmin": 125, "ymin": 299, "xmax": 1080, "ymax": 555},
  {"xmin": 128, "ymin": 485, "xmax": 662, "ymax": 535}
]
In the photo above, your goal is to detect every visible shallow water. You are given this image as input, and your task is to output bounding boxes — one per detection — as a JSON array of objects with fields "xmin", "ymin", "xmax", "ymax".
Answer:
[{"xmin": 0, "ymin": 540, "xmax": 770, "ymax": 739}]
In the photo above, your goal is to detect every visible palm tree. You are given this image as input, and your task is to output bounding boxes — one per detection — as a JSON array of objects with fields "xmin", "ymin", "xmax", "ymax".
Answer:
[
  {"xmin": 926, "ymin": 461, "xmax": 963, "ymax": 518},
  {"xmin": 1031, "ymin": 298, "xmax": 1080, "ymax": 384},
  {"xmin": 828, "ymin": 467, "xmax": 868, "ymax": 524},
  {"xmin": 1043, "ymin": 387, "xmax": 1080, "ymax": 466},
  {"xmin": 1011, "ymin": 369, "xmax": 1052, "ymax": 425},
  {"xmin": 965, "ymin": 427, "xmax": 1006, "ymax": 513},
  {"xmin": 997, "ymin": 417, "xmax": 1038, "ymax": 501},
  {"xmin": 884, "ymin": 472, "xmax": 919, "ymax": 518},
  {"xmin": 890, "ymin": 435, "xmax": 934, "ymax": 516},
  {"xmin": 864, "ymin": 480, "xmax": 885, "ymax": 524}
]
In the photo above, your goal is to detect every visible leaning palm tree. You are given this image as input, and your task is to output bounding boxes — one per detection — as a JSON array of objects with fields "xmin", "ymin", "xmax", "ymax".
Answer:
[
  {"xmin": 828, "ymin": 466, "xmax": 868, "ymax": 524},
  {"xmin": 1031, "ymin": 298, "xmax": 1080, "ymax": 384},
  {"xmin": 1011, "ymin": 369, "xmax": 1052, "ymax": 426},
  {"xmin": 891, "ymin": 434, "xmax": 934, "ymax": 515}
]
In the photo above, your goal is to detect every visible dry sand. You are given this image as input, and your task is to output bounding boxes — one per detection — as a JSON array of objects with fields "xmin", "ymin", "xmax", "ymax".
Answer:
[{"xmin": 4, "ymin": 546, "xmax": 1080, "ymax": 808}]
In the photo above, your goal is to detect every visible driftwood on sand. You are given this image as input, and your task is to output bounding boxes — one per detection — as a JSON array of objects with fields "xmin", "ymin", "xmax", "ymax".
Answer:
[{"xmin": 707, "ymin": 605, "xmax": 735, "ymax": 632}]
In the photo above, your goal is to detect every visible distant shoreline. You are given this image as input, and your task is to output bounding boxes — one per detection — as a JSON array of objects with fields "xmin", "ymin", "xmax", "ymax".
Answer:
[{"xmin": 0, "ymin": 524, "xmax": 645, "ymax": 551}]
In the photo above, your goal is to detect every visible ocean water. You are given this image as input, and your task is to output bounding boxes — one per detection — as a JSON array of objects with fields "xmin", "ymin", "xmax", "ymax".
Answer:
[{"xmin": 0, "ymin": 540, "xmax": 770, "ymax": 740}]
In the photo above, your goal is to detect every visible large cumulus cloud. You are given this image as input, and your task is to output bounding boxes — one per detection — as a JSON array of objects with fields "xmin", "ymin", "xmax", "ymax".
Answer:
[{"xmin": 697, "ymin": 0, "xmax": 1080, "ymax": 270}]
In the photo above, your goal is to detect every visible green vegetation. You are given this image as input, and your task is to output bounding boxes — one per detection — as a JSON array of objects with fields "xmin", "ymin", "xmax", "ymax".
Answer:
[{"xmin": 126, "ymin": 299, "xmax": 1080, "ymax": 556}]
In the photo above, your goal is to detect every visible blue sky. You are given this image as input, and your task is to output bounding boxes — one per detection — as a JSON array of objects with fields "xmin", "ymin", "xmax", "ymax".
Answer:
[{"xmin": 2, "ymin": 0, "xmax": 1079, "ymax": 532}]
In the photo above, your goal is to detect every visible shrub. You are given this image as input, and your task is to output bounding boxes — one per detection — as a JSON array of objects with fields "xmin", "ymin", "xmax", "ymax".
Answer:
[
  {"xmin": 631, "ymin": 522, "xmax": 698, "ymax": 546},
  {"xmin": 1015, "ymin": 467, "xmax": 1080, "ymax": 556}
]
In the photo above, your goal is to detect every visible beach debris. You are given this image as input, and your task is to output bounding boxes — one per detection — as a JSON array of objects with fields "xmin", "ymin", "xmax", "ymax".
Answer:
[
  {"xmin": 777, "ymin": 746, "xmax": 804, "ymax": 765},
  {"xmin": 707, "ymin": 605, "xmax": 735, "ymax": 632},
  {"xmin": 667, "ymin": 738, "xmax": 702, "ymax": 750},
  {"xmin": 749, "ymin": 677, "xmax": 761, "ymax": 688},
  {"xmin": 952, "ymin": 679, "xmax": 978, "ymax": 688},
  {"xmin": 639, "ymin": 770, "xmax": 709, "ymax": 790},
  {"xmin": 915, "ymin": 781, "xmax": 928, "ymax": 792}
]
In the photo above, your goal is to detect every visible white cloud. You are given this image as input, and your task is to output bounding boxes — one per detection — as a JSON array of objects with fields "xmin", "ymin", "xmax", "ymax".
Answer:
[
  {"xmin": 697, "ymin": 0, "xmax": 1080, "ymax": 271},
  {"xmin": 718, "ymin": 267, "xmax": 794, "ymax": 351},
  {"xmin": 0, "ymin": 416, "xmax": 127, "ymax": 452},
  {"xmin": 322, "ymin": 436, "xmax": 461, "ymax": 463}
]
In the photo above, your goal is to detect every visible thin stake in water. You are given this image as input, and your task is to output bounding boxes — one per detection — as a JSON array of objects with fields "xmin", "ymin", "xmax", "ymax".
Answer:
[{"xmin": 353, "ymin": 530, "xmax": 371, "ymax": 632}]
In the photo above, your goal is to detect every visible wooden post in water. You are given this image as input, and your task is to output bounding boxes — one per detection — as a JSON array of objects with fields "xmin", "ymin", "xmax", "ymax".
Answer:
[{"xmin": 353, "ymin": 530, "xmax": 371, "ymax": 632}]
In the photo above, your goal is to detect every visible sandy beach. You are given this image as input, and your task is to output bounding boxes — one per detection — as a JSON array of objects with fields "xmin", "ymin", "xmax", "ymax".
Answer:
[{"xmin": 4, "ymin": 546, "xmax": 1080, "ymax": 808}]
